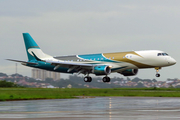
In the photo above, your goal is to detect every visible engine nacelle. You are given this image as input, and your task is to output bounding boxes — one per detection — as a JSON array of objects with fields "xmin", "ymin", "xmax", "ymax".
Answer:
[
  {"xmin": 118, "ymin": 69, "xmax": 138, "ymax": 76},
  {"xmin": 93, "ymin": 65, "xmax": 111, "ymax": 75}
]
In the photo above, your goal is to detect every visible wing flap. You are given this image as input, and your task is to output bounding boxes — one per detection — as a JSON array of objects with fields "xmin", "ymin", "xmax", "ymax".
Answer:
[
  {"xmin": 46, "ymin": 60, "xmax": 93, "ymax": 74},
  {"xmin": 46, "ymin": 60, "xmax": 93, "ymax": 67}
]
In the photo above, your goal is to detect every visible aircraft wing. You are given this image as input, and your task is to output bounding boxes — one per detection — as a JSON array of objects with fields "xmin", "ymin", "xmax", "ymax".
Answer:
[
  {"xmin": 32, "ymin": 51, "xmax": 108, "ymax": 74},
  {"xmin": 6, "ymin": 59, "xmax": 38, "ymax": 65},
  {"xmin": 45, "ymin": 60, "xmax": 94, "ymax": 74}
]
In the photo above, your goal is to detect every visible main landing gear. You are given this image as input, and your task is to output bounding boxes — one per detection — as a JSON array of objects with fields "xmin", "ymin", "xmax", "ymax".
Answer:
[
  {"xmin": 83, "ymin": 76, "xmax": 111, "ymax": 82},
  {"xmin": 84, "ymin": 76, "xmax": 92, "ymax": 82},
  {"xmin": 102, "ymin": 76, "xmax": 111, "ymax": 83},
  {"xmin": 155, "ymin": 67, "xmax": 161, "ymax": 77}
]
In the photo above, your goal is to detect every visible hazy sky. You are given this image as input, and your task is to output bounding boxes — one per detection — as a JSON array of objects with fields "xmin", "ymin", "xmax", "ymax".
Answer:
[{"xmin": 0, "ymin": 0, "xmax": 179, "ymax": 80}]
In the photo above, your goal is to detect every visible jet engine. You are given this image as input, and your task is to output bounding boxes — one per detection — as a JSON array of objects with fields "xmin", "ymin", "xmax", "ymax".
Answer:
[
  {"xmin": 93, "ymin": 65, "xmax": 111, "ymax": 75},
  {"xmin": 118, "ymin": 69, "xmax": 138, "ymax": 76}
]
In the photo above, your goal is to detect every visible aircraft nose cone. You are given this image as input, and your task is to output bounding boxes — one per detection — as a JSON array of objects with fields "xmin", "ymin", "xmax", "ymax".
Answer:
[{"xmin": 169, "ymin": 58, "xmax": 176, "ymax": 65}]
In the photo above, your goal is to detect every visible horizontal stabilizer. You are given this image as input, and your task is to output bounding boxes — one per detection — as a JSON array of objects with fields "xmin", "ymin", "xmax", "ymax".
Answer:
[{"xmin": 6, "ymin": 59, "xmax": 38, "ymax": 65}]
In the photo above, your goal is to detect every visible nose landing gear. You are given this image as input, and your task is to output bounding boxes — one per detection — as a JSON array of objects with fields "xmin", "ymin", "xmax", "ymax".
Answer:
[{"xmin": 155, "ymin": 67, "xmax": 161, "ymax": 77}]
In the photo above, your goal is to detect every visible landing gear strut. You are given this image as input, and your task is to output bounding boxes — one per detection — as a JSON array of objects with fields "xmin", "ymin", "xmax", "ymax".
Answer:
[
  {"xmin": 84, "ymin": 76, "xmax": 92, "ymax": 82},
  {"xmin": 102, "ymin": 76, "xmax": 111, "ymax": 82},
  {"xmin": 155, "ymin": 67, "xmax": 161, "ymax": 77}
]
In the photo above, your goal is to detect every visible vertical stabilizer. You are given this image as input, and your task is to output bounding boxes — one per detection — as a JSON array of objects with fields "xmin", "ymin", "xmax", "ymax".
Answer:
[
  {"xmin": 23, "ymin": 33, "xmax": 52, "ymax": 61},
  {"xmin": 23, "ymin": 33, "xmax": 41, "ymax": 61}
]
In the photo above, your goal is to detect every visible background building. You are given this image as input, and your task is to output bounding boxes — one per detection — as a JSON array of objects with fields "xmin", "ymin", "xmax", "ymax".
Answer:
[{"xmin": 32, "ymin": 69, "xmax": 60, "ymax": 81}]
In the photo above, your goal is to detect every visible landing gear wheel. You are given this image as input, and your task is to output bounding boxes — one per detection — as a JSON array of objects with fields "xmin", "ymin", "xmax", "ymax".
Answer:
[
  {"xmin": 102, "ymin": 77, "xmax": 106, "ymax": 82},
  {"xmin": 84, "ymin": 77, "xmax": 88, "ymax": 82},
  {"xmin": 156, "ymin": 74, "xmax": 160, "ymax": 77},
  {"xmin": 107, "ymin": 77, "xmax": 110, "ymax": 82},
  {"xmin": 89, "ymin": 77, "xmax": 92, "ymax": 82},
  {"xmin": 102, "ymin": 77, "xmax": 111, "ymax": 82},
  {"xmin": 84, "ymin": 76, "xmax": 92, "ymax": 82}
]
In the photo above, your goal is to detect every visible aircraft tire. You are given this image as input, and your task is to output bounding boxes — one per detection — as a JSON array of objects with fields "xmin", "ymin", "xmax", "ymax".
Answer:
[
  {"xmin": 88, "ymin": 77, "xmax": 92, "ymax": 82},
  {"xmin": 102, "ymin": 77, "xmax": 110, "ymax": 82},
  {"xmin": 107, "ymin": 77, "xmax": 110, "ymax": 82},
  {"xmin": 84, "ymin": 76, "xmax": 92, "ymax": 82},
  {"xmin": 156, "ymin": 74, "xmax": 160, "ymax": 77},
  {"xmin": 84, "ymin": 77, "xmax": 89, "ymax": 82}
]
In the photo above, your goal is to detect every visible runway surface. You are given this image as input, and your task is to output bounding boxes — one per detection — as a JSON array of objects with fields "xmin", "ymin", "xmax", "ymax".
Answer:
[{"xmin": 0, "ymin": 97, "xmax": 180, "ymax": 120}]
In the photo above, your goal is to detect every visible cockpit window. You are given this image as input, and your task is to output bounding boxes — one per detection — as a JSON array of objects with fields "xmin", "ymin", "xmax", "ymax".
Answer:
[
  {"xmin": 165, "ymin": 53, "xmax": 168, "ymax": 56},
  {"xmin": 157, "ymin": 53, "xmax": 169, "ymax": 56},
  {"xmin": 157, "ymin": 53, "xmax": 162, "ymax": 56},
  {"xmin": 162, "ymin": 53, "xmax": 166, "ymax": 56}
]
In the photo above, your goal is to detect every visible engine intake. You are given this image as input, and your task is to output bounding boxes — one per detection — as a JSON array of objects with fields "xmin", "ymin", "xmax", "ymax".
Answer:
[
  {"xmin": 93, "ymin": 65, "xmax": 111, "ymax": 75},
  {"xmin": 118, "ymin": 69, "xmax": 138, "ymax": 76}
]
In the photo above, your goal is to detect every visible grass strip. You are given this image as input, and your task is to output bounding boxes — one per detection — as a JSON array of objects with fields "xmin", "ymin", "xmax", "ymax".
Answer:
[{"xmin": 0, "ymin": 88, "xmax": 180, "ymax": 101}]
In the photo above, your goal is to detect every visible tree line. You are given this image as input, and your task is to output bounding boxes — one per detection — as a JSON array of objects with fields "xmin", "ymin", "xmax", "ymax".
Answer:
[{"xmin": 0, "ymin": 80, "xmax": 23, "ymax": 88}]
